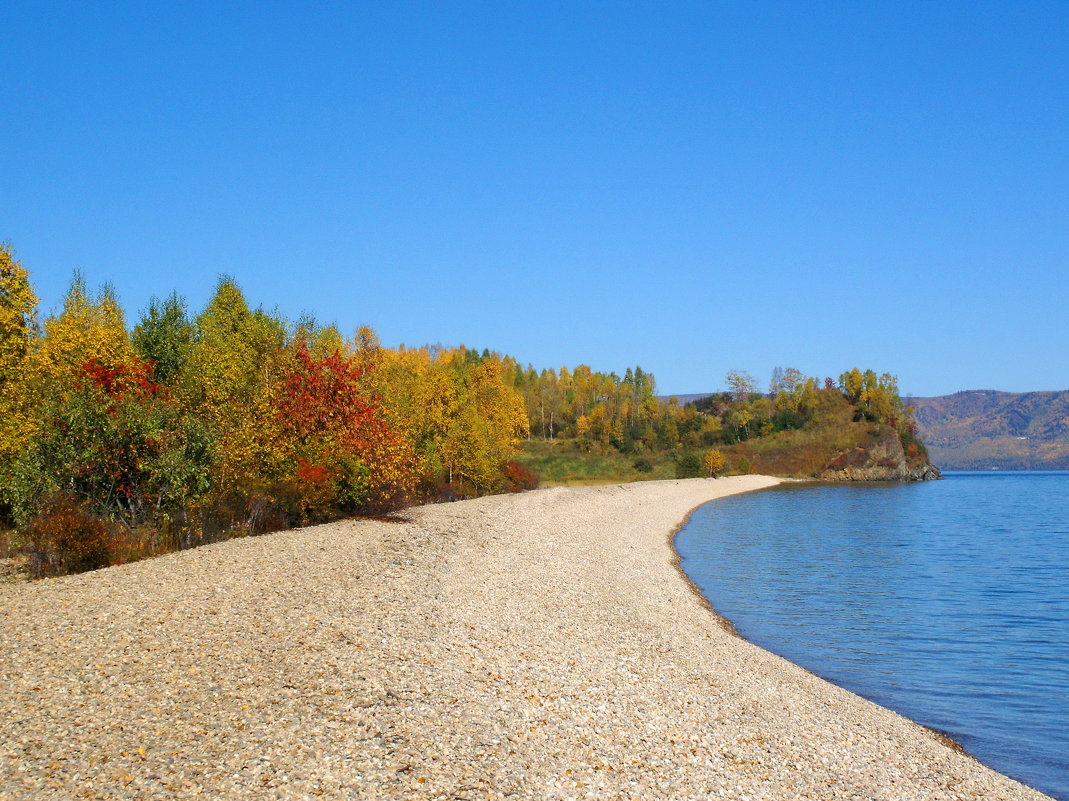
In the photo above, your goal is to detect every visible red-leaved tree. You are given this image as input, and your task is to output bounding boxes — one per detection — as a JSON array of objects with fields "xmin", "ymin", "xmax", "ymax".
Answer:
[{"xmin": 276, "ymin": 341, "xmax": 416, "ymax": 519}]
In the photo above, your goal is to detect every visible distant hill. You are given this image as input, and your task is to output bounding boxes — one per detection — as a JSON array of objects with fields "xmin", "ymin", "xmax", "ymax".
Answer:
[{"xmin": 908, "ymin": 390, "xmax": 1069, "ymax": 470}]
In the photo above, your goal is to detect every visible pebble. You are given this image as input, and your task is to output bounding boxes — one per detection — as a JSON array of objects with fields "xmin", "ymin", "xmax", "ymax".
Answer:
[{"xmin": 0, "ymin": 477, "xmax": 1052, "ymax": 799}]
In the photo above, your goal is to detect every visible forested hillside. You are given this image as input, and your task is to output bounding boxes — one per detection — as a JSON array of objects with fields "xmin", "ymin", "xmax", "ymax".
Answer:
[
  {"xmin": 516, "ymin": 366, "xmax": 937, "ymax": 484},
  {"xmin": 909, "ymin": 390, "xmax": 1069, "ymax": 469}
]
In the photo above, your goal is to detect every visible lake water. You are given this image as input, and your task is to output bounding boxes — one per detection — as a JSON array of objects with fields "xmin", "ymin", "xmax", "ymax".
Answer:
[{"xmin": 676, "ymin": 473, "xmax": 1069, "ymax": 800}]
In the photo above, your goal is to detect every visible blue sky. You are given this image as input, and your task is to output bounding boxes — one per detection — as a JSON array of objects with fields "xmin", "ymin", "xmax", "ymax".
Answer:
[{"xmin": 3, "ymin": 2, "xmax": 1067, "ymax": 397}]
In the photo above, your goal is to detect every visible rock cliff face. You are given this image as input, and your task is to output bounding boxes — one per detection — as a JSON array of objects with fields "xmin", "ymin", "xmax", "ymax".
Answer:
[{"xmin": 819, "ymin": 429, "xmax": 942, "ymax": 482}]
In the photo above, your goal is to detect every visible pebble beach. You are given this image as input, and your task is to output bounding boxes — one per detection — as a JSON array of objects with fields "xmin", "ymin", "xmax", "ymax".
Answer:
[{"xmin": 0, "ymin": 477, "xmax": 1053, "ymax": 800}]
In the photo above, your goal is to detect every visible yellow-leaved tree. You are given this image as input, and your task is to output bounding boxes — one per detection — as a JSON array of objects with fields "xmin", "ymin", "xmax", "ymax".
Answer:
[
  {"xmin": 34, "ymin": 273, "xmax": 134, "ymax": 381},
  {"xmin": 0, "ymin": 245, "xmax": 39, "ymax": 513},
  {"xmin": 185, "ymin": 278, "xmax": 287, "ymax": 508},
  {"xmin": 371, "ymin": 346, "xmax": 529, "ymax": 495},
  {"xmin": 440, "ymin": 359, "xmax": 529, "ymax": 492},
  {"xmin": 0, "ymin": 244, "xmax": 37, "ymax": 383},
  {"xmin": 702, "ymin": 449, "xmax": 725, "ymax": 478}
]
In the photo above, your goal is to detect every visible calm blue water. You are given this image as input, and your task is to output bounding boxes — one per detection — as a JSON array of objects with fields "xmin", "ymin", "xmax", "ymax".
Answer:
[{"xmin": 676, "ymin": 473, "xmax": 1069, "ymax": 800}]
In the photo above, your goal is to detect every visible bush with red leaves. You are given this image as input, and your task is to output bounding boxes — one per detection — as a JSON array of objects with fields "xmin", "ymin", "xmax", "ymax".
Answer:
[{"xmin": 502, "ymin": 460, "xmax": 540, "ymax": 492}]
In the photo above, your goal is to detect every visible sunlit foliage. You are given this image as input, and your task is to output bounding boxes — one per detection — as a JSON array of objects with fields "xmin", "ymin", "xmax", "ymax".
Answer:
[
  {"xmin": 702, "ymin": 449, "xmax": 725, "ymax": 477},
  {"xmin": 1, "ymin": 246, "xmax": 926, "ymax": 577},
  {"xmin": 276, "ymin": 340, "xmax": 416, "ymax": 520},
  {"xmin": 34, "ymin": 273, "xmax": 135, "ymax": 381},
  {"xmin": 0, "ymin": 244, "xmax": 37, "ymax": 385},
  {"xmin": 0, "ymin": 245, "xmax": 39, "ymax": 497},
  {"xmin": 2, "ymin": 255, "xmax": 546, "ymax": 574},
  {"xmin": 132, "ymin": 292, "xmax": 194, "ymax": 385}
]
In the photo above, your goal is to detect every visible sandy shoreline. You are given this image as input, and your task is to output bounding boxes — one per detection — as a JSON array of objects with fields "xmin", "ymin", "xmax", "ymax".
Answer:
[{"xmin": 0, "ymin": 477, "xmax": 1052, "ymax": 800}]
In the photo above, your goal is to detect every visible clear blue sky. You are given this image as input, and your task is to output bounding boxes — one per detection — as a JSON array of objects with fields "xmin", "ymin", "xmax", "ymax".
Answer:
[{"xmin": 3, "ymin": 2, "xmax": 1067, "ymax": 397}]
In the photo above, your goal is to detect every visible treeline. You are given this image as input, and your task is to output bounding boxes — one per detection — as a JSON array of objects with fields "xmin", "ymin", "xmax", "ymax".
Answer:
[
  {"xmin": 680, "ymin": 367, "xmax": 927, "ymax": 477},
  {"xmin": 511, "ymin": 365, "xmax": 660, "ymax": 448},
  {"xmin": 512, "ymin": 364, "xmax": 919, "ymax": 452},
  {"xmin": 0, "ymin": 246, "xmax": 536, "ymax": 575},
  {"xmin": 509, "ymin": 362, "xmax": 925, "ymax": 480},
  {"xmin": 0, "ymin": 244, "xmax": 923, "ymax": 576},
  {"xmin": 693, "ymin": 366, "xmax": 916, "ymax": 442}
]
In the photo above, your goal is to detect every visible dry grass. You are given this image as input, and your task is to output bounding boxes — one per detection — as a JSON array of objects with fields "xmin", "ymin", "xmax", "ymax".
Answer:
[{"xmin": 721, "ymin": 419, "xmax": 876, "ymax": 477}]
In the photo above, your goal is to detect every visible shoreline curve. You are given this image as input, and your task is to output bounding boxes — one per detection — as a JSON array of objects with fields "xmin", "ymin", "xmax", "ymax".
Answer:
[
  {"xmin": 666, "ymin": 482, "xmax": 976, "ymax": 752},
  {"xmin": 0, "ymin": 476, "xmax": 1052, "ymax": 799}
]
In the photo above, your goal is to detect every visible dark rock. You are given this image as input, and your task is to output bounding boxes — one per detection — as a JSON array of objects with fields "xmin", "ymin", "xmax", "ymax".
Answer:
[{"xmin": 819, "ymin": 429, "xmax": 942, "ymax": 482}]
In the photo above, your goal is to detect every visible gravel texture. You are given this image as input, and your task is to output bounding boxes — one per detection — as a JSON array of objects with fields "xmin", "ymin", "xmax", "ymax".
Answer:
[{"xmin": 0, "ymin": 476, "xmax": 1052, "ymax": 800}]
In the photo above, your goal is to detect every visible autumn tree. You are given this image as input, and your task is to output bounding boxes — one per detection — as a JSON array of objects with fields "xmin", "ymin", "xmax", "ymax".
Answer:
[
  {"xmin": 7, "ymin": 274, "xmax": 140, "ymax": 518},
  {"xmin": 292, "ymin": 313, "xmax": 344, "ymax": 359},
  {"xmin": 778, "ymin": 367, "xmax": 806, "ymax": 395},
  {"xmin": 275, "ymin": 340, "xmax": 415, "ymax": 520},
  {"xmin": 839, "ymin": 368, "xmax": 903, "ymax": 425},
  {"xmin": 188, "ymin": 277, "xmax": 286, "ymax": 414},
  {"xmin": 0, "ymin": 245, "xmax": 39, "ymax": 517},
  {"xmin": 367, "ymin": 343, "xmax": 531, "ymax": 495},
  {"xmin": 11, "ymin": 356, "xmax": 213, "ymax": 533},
  {"xmin": 726, "ymin": 369, "xmax": 758, "ymax": 403},
  {"xmin": 726, "ymin": 405, "xmax": 755, "ymax": 441},
  {"xmin": 34, "ymin": 274, "xmax": 135, "ymax": 381},
  {"xmin": 769, "ymin": 368, "xmax": 818, "ymax": 431},
  {"xmin": 0, "ymin": 244, "xmax": 37, "ymax": 385},
  {"xmin": 839, "ymin": 368, "xmax": 865, "ymax": 403},
  {"xmin": 186, "ymin": 278, "xmax": 287, "ymax": 498},
  {"xmin": 538, "ymin": 368, "xmax": 562, "ymax": 439},
  {"xmin": 702, "ymin": 449, "xmax": 726, "ymax": 478},
  {"xmin": 8, "ymin": 273, "xmax": 213, "ymax": 538},
  {"xmin": 132, "ymin": 292, "xmax": 194, "ymax": 385},
  {"xmin": 435, "ymin": 359, "xmax": 529, "ymax": 492}
]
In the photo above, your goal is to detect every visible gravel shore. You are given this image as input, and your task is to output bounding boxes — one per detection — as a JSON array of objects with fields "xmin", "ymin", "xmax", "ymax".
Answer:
[{"xmin": 0, "ymin": 477, "xmax": 1052, "ymax": 800}]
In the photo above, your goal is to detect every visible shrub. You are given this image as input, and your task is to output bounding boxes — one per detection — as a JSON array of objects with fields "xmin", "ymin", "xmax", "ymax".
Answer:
[
  {"xmin": 291, "ymin": 458, "xmax": 338, "ymax": 525},
  {"xmin": 106, "ymin": 525, "xmax": 169, "ymax": 567},
  {"xmin": 23, "ymin": 494, "xmax": 114, "ymax": 577},
  {"xmin": 11, "ymin": 358, "xmax": 215, "ymax": 532},
  {"xmin": 900, "ymin": 427, "xmax": 929, "ymax": 466},
  {"xmin": 201, "ymin": 480, "xmax": 290, "ymax": 541},
  {"xmin": 632, "ymin": 457, "xmax": 654, "ymax": 473},
  {"xmin": 501, "ymin": 460, "xmax": 540, "ymax": 492},
  {"xmin": 675, "ymin": 451, "xmax": 703, "ymax": 479}
]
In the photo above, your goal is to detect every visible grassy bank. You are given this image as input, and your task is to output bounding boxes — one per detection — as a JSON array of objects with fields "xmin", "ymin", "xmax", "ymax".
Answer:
[
  {"xmin": 516, "ymin": 411, "xmax": 898, "ymax": 486},
  {"xmin": 515, "ymin": 439, "xmax": 677, "ymax": 485}
]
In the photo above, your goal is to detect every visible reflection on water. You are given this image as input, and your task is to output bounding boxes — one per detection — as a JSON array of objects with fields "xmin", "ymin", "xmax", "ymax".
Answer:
[{"xmin": 676, "ymin": 473, "xmax": 1069, "ymax": 800}]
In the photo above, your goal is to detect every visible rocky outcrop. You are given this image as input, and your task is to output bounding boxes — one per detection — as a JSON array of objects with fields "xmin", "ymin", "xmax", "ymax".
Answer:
[{"xmin": 819, "ymin": 428, "xmax": 942, "ymax": 482}]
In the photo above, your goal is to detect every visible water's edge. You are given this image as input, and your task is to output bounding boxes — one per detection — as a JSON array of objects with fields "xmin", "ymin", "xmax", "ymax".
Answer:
[{"xmin": 667, "ymin": 480, "xmax": 1034, "ymax": 789}]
